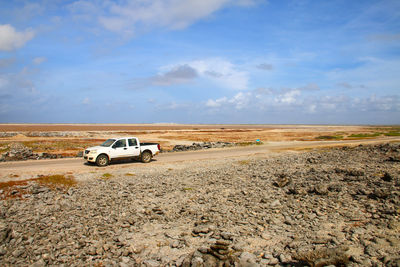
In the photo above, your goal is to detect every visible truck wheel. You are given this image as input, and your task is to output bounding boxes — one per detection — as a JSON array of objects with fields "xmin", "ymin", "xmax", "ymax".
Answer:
[
  {"xmin": 96, "ymin": 154, "xmax": 109, "ymax": 167},
  {"xmin": 141, "ymin": 151, "xmax": 152, "ymax": 163}
]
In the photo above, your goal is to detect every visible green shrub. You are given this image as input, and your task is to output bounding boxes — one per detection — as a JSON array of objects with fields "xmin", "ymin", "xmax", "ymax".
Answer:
[
  {"xmin": 348, "ymin": 133, "xmax": 381, "ymax": 138},
  {"xmin": 315, "ymin": 135, "xmax": 343, "ymax": 140},
  {"xmin": 384, "ymin": 131, "xmax": 400, "ymax": 136}
]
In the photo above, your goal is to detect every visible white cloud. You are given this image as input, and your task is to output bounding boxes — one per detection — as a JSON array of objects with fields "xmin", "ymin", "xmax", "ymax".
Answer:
[
  {"xmin": 33, "ymin": 57, "xmax": 47, "ymax": 65},
  {"xmin": 204, "ymin": 87, "xmax": 400, "ymax": 120},
  {"xmin": 68, "ymin": 0, "xmax": 264, "ymax": 35},
  {"xmin": 235, "ymin": 0, "xmax": 264, "ymax": 6},
  {"xmin": 274, "ymin": 90, "xmax": 300, "ymax": 104},
  {"xmin": 103, "ymin": 0, "xmax": 229, "ymax": 32},
  {"xmin": 206, "ymin": 97, "xmax": 228, "ymax": 108},
  {"xmin": 153, "ymin": 58, "xmax": 249, "ymax": 90},
  {"xmin": 230, "ymin": 92, "xmax": 251, "ymax": 109},
  {"xmin": 360, "ymin": 94, "xmax": 400, "ymax": 112},
  {"xmin": 308, "ymin": 104, "xmax": 316, "ymax": 113},
  {"xmin": 206, "ymin": 92, "xmax": 251, "ymax": 110},
  {"xmin": 0, "ymin": 24, "xmax": 35, "ymax": 51},
  {"xmin": 189, "ymin": 58, "xmax": 249, "ymax": 90},
  {"xmin": 82, "ymin": 97, "xmax": 90, "ymax": 105},
  {"xmin": 151, "ymin": 64, "xmax": 198, "ymax": 86}
]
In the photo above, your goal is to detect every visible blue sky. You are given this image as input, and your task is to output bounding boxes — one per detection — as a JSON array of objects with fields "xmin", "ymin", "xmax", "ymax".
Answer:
[{"xmin": 0, "ymin": 0, "xmax": 399, "ymax": 124}]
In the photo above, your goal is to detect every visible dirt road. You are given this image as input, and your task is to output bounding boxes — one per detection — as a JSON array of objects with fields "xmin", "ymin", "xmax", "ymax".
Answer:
[{"xmin": 1, "ymin": 138, "xmax": 399, "ymax": 181}]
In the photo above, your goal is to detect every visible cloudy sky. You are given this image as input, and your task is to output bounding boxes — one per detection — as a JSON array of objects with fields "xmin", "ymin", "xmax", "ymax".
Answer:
[{"xmin": 0, "ymin": 0, "xmax": 399, "ymax": 124}]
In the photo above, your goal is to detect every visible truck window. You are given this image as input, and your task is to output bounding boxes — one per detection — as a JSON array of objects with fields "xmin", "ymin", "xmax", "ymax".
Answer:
[
  {"xmin": 128, "ymin": 138, "xmax": 137, "ymax": 147},
  {"xmin": 101, "ymin": 139, "xmax": 115, "ymax": 147},
  {"xmin": 113, "ymin": 139, "xmax": 126, "ymax": 148}
]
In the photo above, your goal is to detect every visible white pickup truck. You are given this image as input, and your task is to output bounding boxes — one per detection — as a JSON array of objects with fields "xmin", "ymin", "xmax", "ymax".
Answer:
[{"xmin": 83, "ymin": 137, "xmax": 160, "ymax": 167}]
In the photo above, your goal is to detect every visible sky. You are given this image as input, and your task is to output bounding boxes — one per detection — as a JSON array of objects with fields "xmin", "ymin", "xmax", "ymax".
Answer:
[{"xmin": 0, "ymin": 0, "xmax": 399, "ymax": 124}]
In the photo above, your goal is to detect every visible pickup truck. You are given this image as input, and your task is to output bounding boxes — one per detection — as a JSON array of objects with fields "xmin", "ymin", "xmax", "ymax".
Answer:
[{"xmin": 83, "ymin": 137, "xmax": 160, "ymax": 167}]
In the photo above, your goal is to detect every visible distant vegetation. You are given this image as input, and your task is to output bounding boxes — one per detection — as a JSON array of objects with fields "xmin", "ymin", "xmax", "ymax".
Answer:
[
  {"xmin": 237, "ymin": 141, "xmax": 264, "ymax": 146},
  {"xmin": 316, "ymin": 129, "xmax": 400, "ymax": 140},
  {"xmin": 385, "ymin": 131, "xmax": 400, "ymax": 136},
  {"xmin": 348, "ymin": 133, "xmax": 381, "ymax": 138},
  {"xmin": 315, "ymin": 135, "xmax": 343, "ymax": 140}
]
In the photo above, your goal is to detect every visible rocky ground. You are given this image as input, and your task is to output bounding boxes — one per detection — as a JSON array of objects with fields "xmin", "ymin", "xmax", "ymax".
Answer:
[
  {"xmin": 170, "ymin": 142, "xmax": 261, "ymax": 152},
  {"xmin": 0, "ymin": 143, "xmax": 81, "ymax": 162},
  {"xmin": 0, "ymin": 143, "xmax": 400, "ymax": 266}
]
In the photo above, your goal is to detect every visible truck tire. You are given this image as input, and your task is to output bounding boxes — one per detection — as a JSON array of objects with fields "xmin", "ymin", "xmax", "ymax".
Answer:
[
  {"xmin": 96, "ymin": 154, "xmax": 109, "ymax": 167},
  {"xmin": 141, "ymin": 151, "xmax": 152, "ymax": 163}
]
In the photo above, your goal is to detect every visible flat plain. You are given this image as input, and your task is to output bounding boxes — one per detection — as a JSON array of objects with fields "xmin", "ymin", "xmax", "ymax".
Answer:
[{"xmin": 1, "ymin": 123, "xmax": 399, "ymax": 154}]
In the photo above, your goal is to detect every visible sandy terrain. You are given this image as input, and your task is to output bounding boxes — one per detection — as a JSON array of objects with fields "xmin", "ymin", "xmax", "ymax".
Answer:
[{"xmin": 1, "ymin": 123, "xmax": 398, "ymax": 153}]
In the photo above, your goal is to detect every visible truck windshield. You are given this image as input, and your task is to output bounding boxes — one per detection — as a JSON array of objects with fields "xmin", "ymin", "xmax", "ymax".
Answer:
[{"xmin": 101, "ymin": 139, "xmax": 116, "ymax": 147}]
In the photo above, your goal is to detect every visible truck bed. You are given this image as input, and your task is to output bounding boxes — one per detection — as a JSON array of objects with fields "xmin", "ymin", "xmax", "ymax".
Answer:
[{"xmin": 140, "ymin": 143, "xmax": 159, "ymax": 146}]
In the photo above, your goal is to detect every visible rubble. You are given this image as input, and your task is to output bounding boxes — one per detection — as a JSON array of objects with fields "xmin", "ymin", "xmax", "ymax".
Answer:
[{"xmin": 0, "ymin": 143, "xmax": 399, "ymax": 266}]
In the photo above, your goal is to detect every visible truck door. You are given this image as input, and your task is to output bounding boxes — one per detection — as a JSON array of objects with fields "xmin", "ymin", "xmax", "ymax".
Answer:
[
  {"xmin": 109, "ymin": 138, "xmax": 131, "ymax": 158},
  {"xmin": 128, "ymin": 138, "xmax": 141, "ymax": 156}
]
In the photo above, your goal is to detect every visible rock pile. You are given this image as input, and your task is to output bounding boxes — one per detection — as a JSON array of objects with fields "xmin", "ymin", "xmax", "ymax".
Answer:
[
  {"xmin": 0, "ymin": 143, "xmax": 34, "ymax": 161},
  {"xmin": 180, "ymin": 239, "xmax": 240, "ymax": 266},
  {"xmin": 0, "ymin": 143, "xmax": 75, "ymax": 162},
  {"xmin": 26, "ymin": 132, "xmax": 83, "ymax": 137},
  {"xmin": 0, "ymin": 133, "xmax": 18, "ymax": 138},
  {"xmin": 0, "ymin": 132, "xmax": 86, "ymax": 138},
  {"xmin": 172, "ymin": 142, "xmax": 234, "ymax": 152},
  {"xmin": 0, "ymin": 143, "xmax": 399, "ymax": 266}
]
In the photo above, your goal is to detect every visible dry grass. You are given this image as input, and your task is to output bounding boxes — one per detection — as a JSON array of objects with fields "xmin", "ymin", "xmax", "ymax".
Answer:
[
  {"xmin": 0, "ymin": 180, "xmax": 32, "ymax": 200},
  {"xmin": 0, "ymin": 139, "xmax": 104, "ymax": 154},
  {"xmin": 0, "ymin": 125, "xmax": 397, "ymax": 154},
  {"xmin": 36, "ymin": 174, "xmax": 77, "ymax": 190},
  {"xmin": 22, "ymin": 139, "xmax": 103, "ymax": 152},
  {"xmin": 237, "ymin": 160, "xmax": 250, "ymax": 165},
  {"xmin": 160, "ymin": 127, "xmax": 390, "ymax": 144},
  {"xmin": 101, "ymin": 173, "xmax": 113, "ymax": 180},
  {"xmin": 0, "ymin": 174, "xmax": 76, "ymax": 200}
]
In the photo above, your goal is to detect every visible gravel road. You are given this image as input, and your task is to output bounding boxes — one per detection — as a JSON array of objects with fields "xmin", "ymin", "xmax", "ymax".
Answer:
[
  {"xmin": 1, "ymin": 138, "xmax": 399, "ymax": 182},
  {"xmin": 0, "ymin": 142, "xmax": 399, "ymax": 266}
]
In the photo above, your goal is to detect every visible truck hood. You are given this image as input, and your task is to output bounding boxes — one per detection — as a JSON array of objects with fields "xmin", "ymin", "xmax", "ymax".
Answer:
[{"xmin": 86, "ymin": 146, "xmax": 105, "ymax": 151}]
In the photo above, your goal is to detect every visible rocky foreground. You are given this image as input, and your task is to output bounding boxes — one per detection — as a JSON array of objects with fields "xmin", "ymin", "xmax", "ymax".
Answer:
[{"xmin": 1, "ymin": 143, "xmax": 400, "ymax": 266}]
